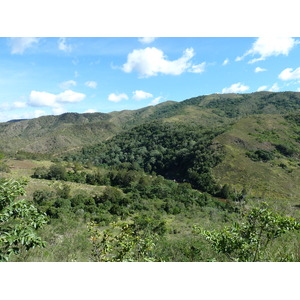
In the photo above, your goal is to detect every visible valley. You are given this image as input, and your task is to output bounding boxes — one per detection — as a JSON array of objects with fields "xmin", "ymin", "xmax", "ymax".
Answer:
[{"xmin": 1, "ymin": 91, "xmax": 300, "ymax": 262}]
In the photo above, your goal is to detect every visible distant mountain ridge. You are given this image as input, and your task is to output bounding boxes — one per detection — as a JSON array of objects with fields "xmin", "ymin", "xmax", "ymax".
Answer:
[{"xmin": 0, "ymin": 91, "xmax": 300, "ymax": 155}]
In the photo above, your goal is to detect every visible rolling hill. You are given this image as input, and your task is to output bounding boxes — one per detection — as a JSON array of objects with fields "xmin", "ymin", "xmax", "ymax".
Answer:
[
  {"xmin": 1, "ymin": 91, "xmax": 300, "ymax": 156},
  {"xmin": 2, "ymin": 91, "xmax": 300, "ymax": 262}
]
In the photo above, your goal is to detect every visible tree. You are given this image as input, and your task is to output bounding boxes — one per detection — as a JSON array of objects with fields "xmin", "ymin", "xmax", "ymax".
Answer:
[
  {"xmin": 88, "ymin": 220, "xmax": 158, "ymax": 262},
  {"xmin": 0, "ymin": 179, "xmax": 48, "ymax": 261},
  {"xmin": 48, "ymin": 164, "xmax": 67, "ymax": 180},
  {"xmin": 194, "ymin": 204, "xmax": 300, "ymax": 261}
]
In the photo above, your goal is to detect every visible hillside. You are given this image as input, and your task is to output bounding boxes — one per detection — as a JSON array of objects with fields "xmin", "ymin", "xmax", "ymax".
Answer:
[
  {"xmin": 213, "ymin": 113, "xmax": 300, "ymax": 202},
  {"xmin": 62, "ymin": 91, "xmax": 300, "ymax": 202},
  {"xmin": 1, "ymin": 91, "xmax": 300, "ymax": 155},
  {"xmin": 1, "ymin": 91, "xmax": 300, "ymax": 262}
]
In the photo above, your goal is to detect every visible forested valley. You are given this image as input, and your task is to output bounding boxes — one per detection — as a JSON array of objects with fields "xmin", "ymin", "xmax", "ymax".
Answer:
[{"xmin": 1, "ymin": 91, "xmax": 300, "ymax": 262}]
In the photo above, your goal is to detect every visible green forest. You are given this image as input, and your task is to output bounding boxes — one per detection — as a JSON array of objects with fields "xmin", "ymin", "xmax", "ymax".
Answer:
[{"xmin": 1, "ymin": 91, "xmax": 300, "ymax": 262}]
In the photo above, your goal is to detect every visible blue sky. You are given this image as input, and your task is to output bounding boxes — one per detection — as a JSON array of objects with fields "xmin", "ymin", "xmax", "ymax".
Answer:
[{"xmin": 0, "ymin": 37, "xmax": 300, "ymax": 122}]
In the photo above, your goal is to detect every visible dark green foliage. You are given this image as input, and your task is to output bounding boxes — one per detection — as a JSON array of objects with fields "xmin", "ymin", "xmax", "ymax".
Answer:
[
  {"xmin": 48, "ymin": 164, "xmax": 67, "ymax": 180},
  {"xmin": 246, "ymin": 149, "xmax": 275, "ymax": 162},
  {"xmin": 67, "ymin": 121, "xmax": 225, "ymax": 194},
  {"xmin": 33, "ymin": 189, "xmax": 55, "ymax": 205},
  {"xmin": 132, "ymin": 214, "xmax": 167, "ymax": 235},
  {"xmin": 275, "ymin": 143, "xmax": 297, "ymax": 157}
]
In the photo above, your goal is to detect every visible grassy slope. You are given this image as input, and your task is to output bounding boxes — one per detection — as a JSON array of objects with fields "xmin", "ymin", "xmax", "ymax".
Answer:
[
  {"xmin": 0, "ymin": 159, "xmax": 105, "ymax": 199},
  {"xmin": 213, "ymin": 114, "xmax": 300, "ymax": 203}
]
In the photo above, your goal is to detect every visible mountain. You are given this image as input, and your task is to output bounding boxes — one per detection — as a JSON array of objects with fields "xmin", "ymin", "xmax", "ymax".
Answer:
[
  {"xmin": 2, "ymin": 91, "xmax": 300, "ymax": 262},
  {"xmin": 1, "ymin": 91, "xmax": 300, "ymax": 156},
  {"xmin": 61, "ymin": 91, "xmax": 300, "ymax": 202}
]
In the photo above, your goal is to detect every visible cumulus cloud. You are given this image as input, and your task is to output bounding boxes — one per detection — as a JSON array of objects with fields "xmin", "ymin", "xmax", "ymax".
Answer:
[
  {"xmin": 255, "ymin": 67, "xmax": 267, "ymax": 73},
  {"xmin": 278, "ymin": 67, "xmax": 300, "ymax": 81},
  {"xmin": 269, "ymin": 83, "xmax": 280, "ymax": 92},
  {"xmin": 56, "ymin": 90, "xmax": 86, "ymax": 103},
  {"xmin": 222, "ymin": 82, "xmax": 250, "ymax": 93},
  {"xmin": 58, "ymin": 37, "xmax": 72, "ymax": 52},
  {"xmin": 236, "ymin": 37, "xmax": 299, "ymax": 63},
  {"xmin": 189, "ymin": 62, "xmax": 206, "ymax": 73},
  {"xmin": 148, "ymin": 96, "xmax": 163, "ymax": 106},
  {"xmin": 108, "ymin": 93, "xmax": 129, "ymax": 103},
  {"xmin": 122, "ymin": 47, "xmax": 204, "ymax": 77},
  {"xmin": 257, "ymin": 85, "xmax": 268, "ymax": 91},
  {"xmin": 138, "ymin": 37, "xmax": 157, "ymax": 44},
  {"xmin": 59, "ymin": 80, "xmax": 77, "ymax": 89},
  {"xmin": 28, "ymin": 90, "xmax": 86, "ymax": 108},
  {"xmin": 10, "ymin": 37, "xmax": 39, "ymax": 54},
  {"xmin": 132, "ymin": 90, "xmax": 153, "ymax": 101},
  {"xmin": 29, "ymin": 91, "xmax": 57, "ymax": 107},
  {"xmin": 85, "ymin": 81, "xmax": 97, "ymax": 89},
  {"xmin": 222, "ymin": 58, "xmax": 229, "ymax": 65}
]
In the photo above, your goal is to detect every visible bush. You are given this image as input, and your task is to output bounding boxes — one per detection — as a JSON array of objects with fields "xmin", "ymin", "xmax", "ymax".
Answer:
[
  {"xmin": 32, "ymin": 167, "xmax": 48, "ymax": 179},
  {"xmin": 0, "ymin": 180, "xmax": 47, "ymax": 261},
  {"xmin": 246, "ymin": 149, "xmax": 274, "ymax": 162},
  {"xmin": 48, "ymin": 164, "xmax": 67, "ymax": 180}
]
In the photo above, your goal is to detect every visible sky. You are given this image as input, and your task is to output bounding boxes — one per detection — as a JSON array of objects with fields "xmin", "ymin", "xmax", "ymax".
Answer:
[{"xmin": 0, "ymin": 36, "xmax": 300, "ymax": 122}]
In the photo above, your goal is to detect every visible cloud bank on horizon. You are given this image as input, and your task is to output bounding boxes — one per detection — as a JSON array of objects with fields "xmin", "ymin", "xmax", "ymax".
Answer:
[{"xmin": 0, "ymin": 37, "xmax": 299, "ymax": 122}]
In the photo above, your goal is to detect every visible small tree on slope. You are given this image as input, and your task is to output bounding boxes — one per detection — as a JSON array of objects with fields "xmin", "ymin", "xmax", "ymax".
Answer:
[{"xmin": 194, "ymin": 204, "xmax": 300, "ymax": 262}]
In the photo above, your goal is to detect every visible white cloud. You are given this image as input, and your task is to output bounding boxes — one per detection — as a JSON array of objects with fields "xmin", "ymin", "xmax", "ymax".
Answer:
[
  {"xmin": 257, "ymin": 85, "xmax": 268, "ymax": 91},
  {"xmin": 255, "ymin": 67, "xmax": 267, "ymax": 73},
  {"xmin": 84, "ymin": 109, "xmax": 97, "ymax": 113},
  {"xmin": 29, "ymin": 91, "xmax": 57, "ymax": 107},
  {"xmin": 56, "ymin": 90, "xmax": 86, "ymax": 103},
  {"xmin": 269, "ymin": 83, "xmax": 280, "ymax": 92},
  {"xmin": 222, "ymin": 82, "xmax": 250, "ymax": 93},
  {"xmin": 85, "ymin": 81, "xmax": 97, "ymax": 89},
  {"xmin": 28, "ymin": 90, "xmax": 86, "ymax": 108},
  {"xmin": 236, "ymin": 37, "xmax": 299, "ymax": 63},
  {"xmin": 108, "ymin": 93, "xmax": 128, "ymax": 102},
  {"xmin": 138, "ymin": 37, "xmax": 157, "ymax": 44},
  {"xmin": 148, "ymin": 96, "xmax": 163, "ymax": 106},
  {"xmin": 132, "ymin": 90, "xmax": 153, "ymax": 101},
  {"xmin": 222, "ymin": 58, "xmax": 229, "ymax": 65},
  {"xmin": 189, "ymin": 62, "xmax": 206, "ymax": 73},
  {"xmin": 58, "ymin": 37, "xmax": 72, "ymax": 52},
  {"xmin": 122, "ymin": 47, "xmax": 203, "ymax": 77},
  {"xmin": 278, "ymin": 67, "xmax": 300, "ymax": 81},
  {"xmin": 10, "ymin": 37, "xmax": 39, "ymax": 54},
  {"xmin": 59, "ymin": 80, "xmax": 77, "ymax": 89}
]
